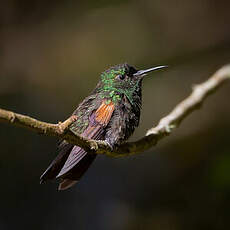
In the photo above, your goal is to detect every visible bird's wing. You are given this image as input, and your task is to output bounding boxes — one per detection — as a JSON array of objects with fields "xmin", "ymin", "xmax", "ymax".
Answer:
[
  {"xmin": 56, "ymin": 100, "xmax": 115, "ymax": 178},
  {"xmin": 40, "ymin": 99, "xmax": 115, "ymax": 185}
]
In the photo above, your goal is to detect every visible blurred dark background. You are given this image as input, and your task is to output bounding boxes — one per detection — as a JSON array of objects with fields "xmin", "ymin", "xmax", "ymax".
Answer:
[{"xmin": 1, "ymin": 0, "xmax": 230, "ymax": 229}]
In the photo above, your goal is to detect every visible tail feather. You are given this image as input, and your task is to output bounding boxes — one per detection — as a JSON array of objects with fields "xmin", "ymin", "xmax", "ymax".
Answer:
[
  {"xmin": 40, "ymin": 140, "xmax": 96, "ymax": 190},
  {"xmin": 58, "ymin": 179, "xmax": 78, "ymax": 190},
  {"xmin": 57, "ymin": 153, "xmax": 96, "ymax": 190},
  {"xmin": 58, "ymin": 153, "xmax": 96, "ymax": 188},
  {"xmin": 40, "ymin": 142, "xmax": 74, "ymax": 183}
]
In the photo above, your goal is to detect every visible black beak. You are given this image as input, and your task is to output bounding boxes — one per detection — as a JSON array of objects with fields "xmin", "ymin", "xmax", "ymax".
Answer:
[{"xmin": 133, "ymin": 65, "xmax": 167, "ymax": 77}]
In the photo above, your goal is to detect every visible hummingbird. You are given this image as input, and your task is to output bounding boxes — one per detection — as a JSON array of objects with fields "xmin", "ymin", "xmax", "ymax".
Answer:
[{"xmin": 40, "ymin": 63, "xmax": 166, "ymax": 190}]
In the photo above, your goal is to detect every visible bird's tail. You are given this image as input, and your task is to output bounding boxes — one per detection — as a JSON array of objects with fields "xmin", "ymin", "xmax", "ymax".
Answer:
[
  {"xmin": 58, "ymin": 153, "xmax": 96, "ymax": 190},
  {"xmin": 40, "ymin": 141, "xmax": 96, "ymax": 190}
]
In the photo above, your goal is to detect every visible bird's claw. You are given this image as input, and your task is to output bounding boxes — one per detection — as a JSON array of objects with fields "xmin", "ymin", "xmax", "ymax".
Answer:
[
  {"xmin": 90, "ymin": 140, "xmax": 114, "ymax": 152},
  {"xmin": 103, "ymin": 140, "xmax": 114, "ymax": 151},
  {"xmin": 89, "ymin": 141, "xmax": 99, "ymax": 151}
]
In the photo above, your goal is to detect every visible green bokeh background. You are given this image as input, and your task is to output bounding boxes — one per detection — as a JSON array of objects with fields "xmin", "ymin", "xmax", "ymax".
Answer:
[{"xmin": 1, "ymin": 0, "xmax": 230, "ymax": 229}]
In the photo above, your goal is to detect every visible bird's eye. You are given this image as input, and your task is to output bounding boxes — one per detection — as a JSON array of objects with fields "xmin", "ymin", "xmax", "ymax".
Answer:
[{"xmin": 116, "ymin": 74, "xmax": 125, "ymax": 80}]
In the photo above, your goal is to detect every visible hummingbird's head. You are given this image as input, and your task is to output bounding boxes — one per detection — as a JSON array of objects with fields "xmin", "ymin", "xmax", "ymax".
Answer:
[{"xmin": 98, "ymin": 63, "xmax": 166, "ymax": 104}]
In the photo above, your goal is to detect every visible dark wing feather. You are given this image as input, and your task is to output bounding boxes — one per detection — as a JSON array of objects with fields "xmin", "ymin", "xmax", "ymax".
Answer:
[
  {"xmin": 56, "ymin": 125, "xmax": 103, "ymax": 178},
  {"xmin": 57, "ymin": 100, "xmax": 115, "ymax": 178},
  {"xmin": 40, "ymin": 141, "xmax": 73, "ymax": 183},
  {"xmin": 40, "ymin": 100, "xmax": 115, "ymax": 189}
]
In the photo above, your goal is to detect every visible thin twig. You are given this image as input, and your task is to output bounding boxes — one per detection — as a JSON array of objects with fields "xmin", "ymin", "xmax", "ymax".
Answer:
[{"xmin": 0, "ymin": 65, "xmax": 230, "ymax": 157}]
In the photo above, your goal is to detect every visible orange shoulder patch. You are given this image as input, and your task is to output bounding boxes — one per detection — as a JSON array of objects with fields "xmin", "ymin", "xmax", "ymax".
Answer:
[{"xmin": 95, "ymin": 100, "xmax": 115, "ymax": 126}]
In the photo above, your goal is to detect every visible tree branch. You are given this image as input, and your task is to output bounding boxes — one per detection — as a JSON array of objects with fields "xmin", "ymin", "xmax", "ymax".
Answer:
[{"xmin": 1, "ymin": 65, "xmax": 230, "ymax": 157}]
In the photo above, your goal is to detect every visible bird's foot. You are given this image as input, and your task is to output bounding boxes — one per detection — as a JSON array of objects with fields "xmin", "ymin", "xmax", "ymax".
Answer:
[{"xmin": 90, "ymin": 140, "xmax": 113, "ymax": 151}]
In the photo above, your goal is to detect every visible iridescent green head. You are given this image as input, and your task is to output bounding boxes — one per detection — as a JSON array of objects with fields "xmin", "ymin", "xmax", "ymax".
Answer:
[{"xmin": 98, "ymin": 63, "xmax": 166, "ymax": 104}]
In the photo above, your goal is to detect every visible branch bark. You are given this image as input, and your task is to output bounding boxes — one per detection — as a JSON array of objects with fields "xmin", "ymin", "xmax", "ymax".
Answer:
[{"xmin": 1, "ymin": 65, "xmax": 230, "ymax": 157}]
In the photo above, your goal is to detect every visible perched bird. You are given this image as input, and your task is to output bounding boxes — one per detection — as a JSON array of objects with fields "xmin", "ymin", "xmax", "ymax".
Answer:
[{"xmin": 40, "ymin": 63, "xmax": 166, "ymax": 190}]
